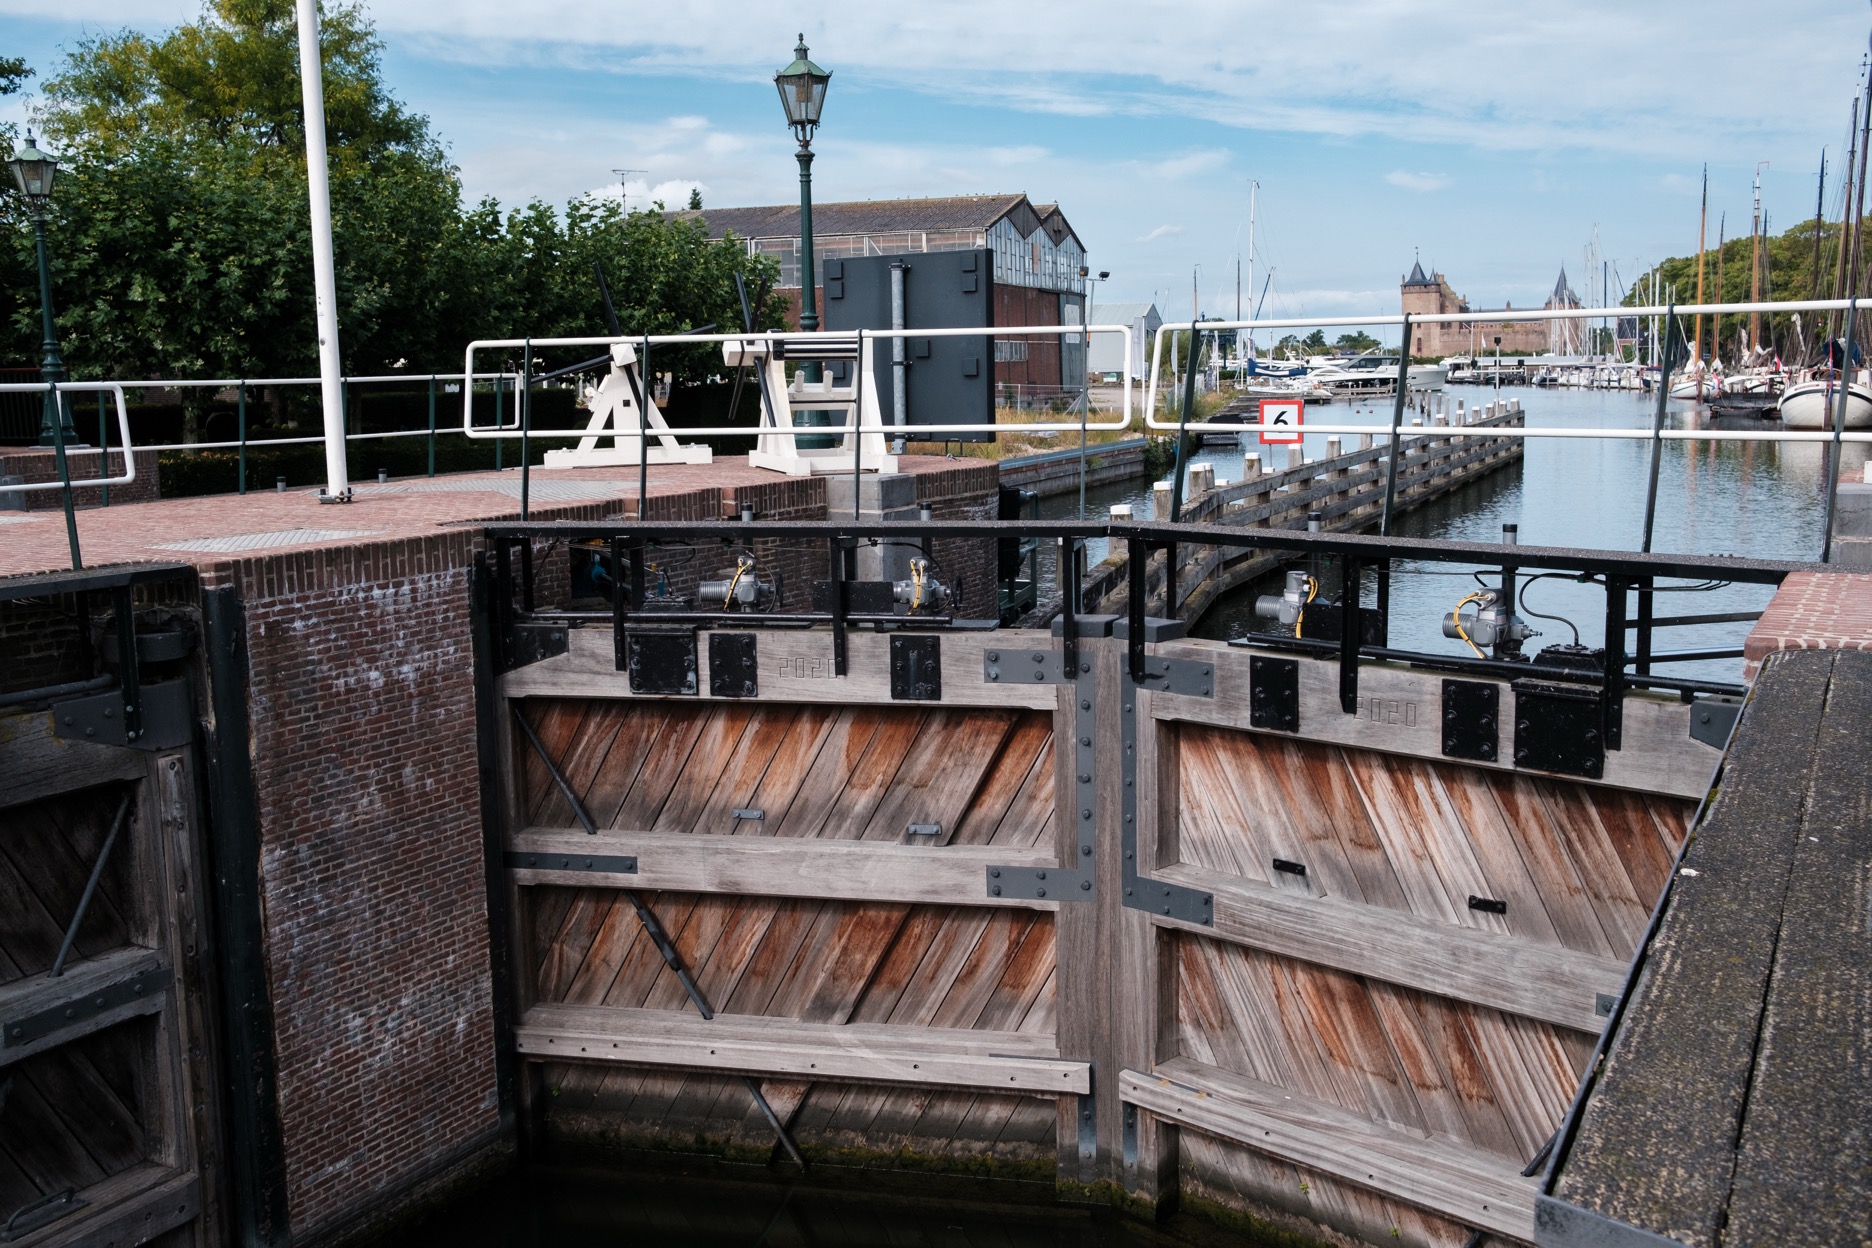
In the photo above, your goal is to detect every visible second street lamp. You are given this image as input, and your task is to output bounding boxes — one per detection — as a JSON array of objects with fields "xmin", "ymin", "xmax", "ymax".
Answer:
[
  {"xmin": 8, "ymin": 130, "xmax": 79, "ymax": 447},
  {"xmin": 776, "ymin": 36, "xmax": 834, "ymax": 447}
]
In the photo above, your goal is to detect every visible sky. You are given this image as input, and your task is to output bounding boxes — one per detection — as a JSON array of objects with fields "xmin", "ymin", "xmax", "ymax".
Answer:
[{"xmin": 4, "ymin": 0, "xmax": 1871, "ymax": 330}]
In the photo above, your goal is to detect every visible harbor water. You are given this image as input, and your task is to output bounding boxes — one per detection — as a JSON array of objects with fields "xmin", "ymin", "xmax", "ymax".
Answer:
[{"xmin": 1039, "ymin": 386, "xmax": 1864, "ymax": 682}]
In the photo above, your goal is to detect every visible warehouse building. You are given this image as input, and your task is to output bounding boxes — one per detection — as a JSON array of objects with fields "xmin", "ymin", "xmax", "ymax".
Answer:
[{"xmin": 678, "ymin": 194, "xmax": 1088, "ymax": 392}]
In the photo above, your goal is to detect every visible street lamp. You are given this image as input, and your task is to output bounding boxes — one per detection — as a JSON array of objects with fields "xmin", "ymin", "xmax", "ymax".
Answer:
[
  {"xmin": 776, "ymin": 36, "xmax": 833, "ymax": 446},
  {"xmin": 8, "ymin": 131, "xmax": 78, "ymax": 447}
]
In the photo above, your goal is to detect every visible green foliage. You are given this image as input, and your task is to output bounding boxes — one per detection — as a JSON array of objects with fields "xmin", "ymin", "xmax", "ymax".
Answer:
[
  {"xmin": 1629, "ymin": 214, "xmax": 1853, "ymax": 362},
  {"xmin": 0, "ymin": 0, "xmax": 781, "ymax": 440},
  {"xmin": 1302, "ymin": 329, "xmax": 1328, "ymax": 351},
  {"xmin": 1333, "ymin": 330, "xmax": 1380, "ymax": 353}
]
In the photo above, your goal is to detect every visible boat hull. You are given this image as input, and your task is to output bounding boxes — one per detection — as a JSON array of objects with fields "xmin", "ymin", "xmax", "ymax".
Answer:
[{"xmin": 1778, "ymin": 380, "xmax": 1872, "ymax": 429}]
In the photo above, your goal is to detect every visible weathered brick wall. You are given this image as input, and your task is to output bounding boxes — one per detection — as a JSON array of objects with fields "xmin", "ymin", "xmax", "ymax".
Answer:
[
  {"xmin": 201, "ymin": 532, "xmax": 500, "ymax": 1237},
  {"xmin": 198, "ymin": 498, "xmax": 616, "ymax": 1240},
  {"xmin": 1, "ymin": 447, "xmax": 161, "ymax": 510},
  {"xmin": 915, "ymin": 462, "xmax": 1001, "ymax": 621}
]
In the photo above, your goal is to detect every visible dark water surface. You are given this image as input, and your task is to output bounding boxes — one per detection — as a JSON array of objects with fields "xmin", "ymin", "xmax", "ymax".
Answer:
[
  {"xmin": 1041, "ymin": 387, "xmax": 1865, "ymax": 683},
  {"xmin": 398, "ymin": 1160, "xmax": 1279, "ymax": 1248}
]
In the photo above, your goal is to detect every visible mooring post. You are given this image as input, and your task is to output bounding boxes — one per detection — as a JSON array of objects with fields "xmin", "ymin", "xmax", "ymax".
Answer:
[
  {"xmin": 1641, "ymin": 304, "xmax": 1679, "ymax": 553},
  {"xmin": 1821, "ymin": 296, "xmax": 1858, "ymax": 562},
  {"xmin": 1379, "ymin": 314, "xmax": 1412, "ymax": 536},
  {"xmin": 427, "ymin": 374, "xmax": 437, "ymax": 477}
]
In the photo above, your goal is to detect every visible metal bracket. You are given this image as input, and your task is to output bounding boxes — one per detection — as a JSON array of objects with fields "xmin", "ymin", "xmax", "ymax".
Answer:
[
  {"xmin": 1595, "ymin": 992, "xmax": 1618, "ymax": 1019},
  {"xmin": 2, "ymin": 1189, "xmax": 88, "ymax": 1243},
  {"xmin": 890, "ymin": 635, "xmax": 942, "ymax": 701},
  {"xmin": 1513, "ymin": 681, "xmax": 1606, "ymax": 780},
  {"xmin": 905, "ymin": 822, "xmax": 942, "ymax": 842},
  {"xmin": 1076, "ymin": 1084, "xmax": 1098, "ymax": 1180},
  {"xmin": 626, "ymin": 627, "xmax": 698, "ymax": 695},
  {"xmin": 1468, "ymin": 895, "xmax": 1508, "ymax": 915},
  {"xmin": 1137, "ymin": 656, "xmax": 1215, "ymax": 699},
  {"xmin": 504, "ymin": 621, "xmax": 568, "ymax": 673},
  {"xmin": 1123, "ymin": 653, "xmax": 1213, "ymax": 925},
  {"xmin": 1249, "ymin": 655, "xmax": 1300, "ymax": 732},
  {"xmin": 1273, "ymin": 858, "xmax": 1307, "ymax": 878},
  {"xmin": 503, "ymin": 851, "xmax": 638, "ymax": 874},
  {"xmin": 986, "ymin": 863, "xmax": 1089, "ymax": 900},
  {"xmin": 983, "ymin": 648, "xmax": 1067, "ymax": 685},
  {"xmin": 52, "ymin": 680, "xmax": 191, "ymax": 751},
  {"xmin": 1688, "ymin": 695, "xmax": 1742, "ymax": 748},
  {"xmin": 1441, "ymin": 679, "xmax": 1501, "ymax": 763},
  {"xmin": 986, "ymin": 639, "xmax": 1093, "ymax": 902},
  {"xmin": 709, "ymin": 632, "xmax": 759, "ymax": 698},
  {"xmin": 3, "ymin": 965, "xmax": 172, "ymax": 1048}
]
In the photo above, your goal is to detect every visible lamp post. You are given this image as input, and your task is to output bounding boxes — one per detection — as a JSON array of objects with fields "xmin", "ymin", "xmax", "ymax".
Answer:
[
  {"xmin": 9, "ymin": 131, "xmax": 78, "ymax": 448},
  {"xmin": 776, "ymin": 36, "xmax": 833, "ymax": 447}
]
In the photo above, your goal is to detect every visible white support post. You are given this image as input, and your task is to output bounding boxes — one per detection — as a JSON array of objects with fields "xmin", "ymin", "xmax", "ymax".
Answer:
[
  {"xmin": 296, "ymin": 0, "xmax": 349, "ymax": 503},
  {"xmin": 736, "ymin": 336, "xmax": 897, "ymax": 477},
  {"xmin": 541, "ymin": 342, "xmax": 711, "ymax": 469}
]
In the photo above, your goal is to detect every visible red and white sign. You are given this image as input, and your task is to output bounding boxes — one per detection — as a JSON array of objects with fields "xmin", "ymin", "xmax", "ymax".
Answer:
[{"xmin": 1258, "ymin": 398, "xmax": 1304, "ymax": 444}]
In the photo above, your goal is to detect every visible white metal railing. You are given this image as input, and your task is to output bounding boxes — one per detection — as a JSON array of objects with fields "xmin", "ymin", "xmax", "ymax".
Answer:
[
  {"xmin": 460, "ymin": 324, "xmax": 1137, "ymax": 440},
  {"xmin": 1143, "ymin": 298, "xmax": 1872, "ymax": 444},
  {"xmin": 0, "ymin": 382, "xmax": 136, "ymax": 493}
]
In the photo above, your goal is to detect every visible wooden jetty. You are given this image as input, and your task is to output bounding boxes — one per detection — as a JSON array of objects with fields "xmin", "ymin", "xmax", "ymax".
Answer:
[{"xmin": 1087, "ymin": 404, "xmax": 1524, "ymax": 621}]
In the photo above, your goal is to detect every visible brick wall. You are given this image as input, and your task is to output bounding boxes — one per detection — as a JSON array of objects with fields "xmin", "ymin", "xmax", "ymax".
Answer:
[
  {"xmin": 198, "ymin": 499, "xmax": 617, "ymax": 1240},
  {"xmin": 201, "ymin": 531, "xmax": 500, "ymax": 1237},
  {"xmin": 1, "ymin": 447, "xmax": 161, "ymax": 510},
  {"xmin": 914, "ymin": 462, "xmax": 1001, "ymax": 621}
]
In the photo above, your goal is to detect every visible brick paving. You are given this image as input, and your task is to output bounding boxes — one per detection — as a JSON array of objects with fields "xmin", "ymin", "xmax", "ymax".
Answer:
[
  {"xmin": 0, "ymin": 454, "xmax": 991, "ymax": 579},
  {"xmin": 1743, "ymin": 569, "xmax": 1872, "ymax": 676}
]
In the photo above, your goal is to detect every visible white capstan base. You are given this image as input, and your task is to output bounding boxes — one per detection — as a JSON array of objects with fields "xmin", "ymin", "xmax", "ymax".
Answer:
[{"xmin": 747, "ymin": 451, "xmax": 899, "ymax": 477}]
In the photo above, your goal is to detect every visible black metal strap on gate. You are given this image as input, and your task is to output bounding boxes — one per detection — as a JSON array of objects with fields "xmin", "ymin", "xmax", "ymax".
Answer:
[
  {"xmin": 1121, "ymin": 539, "xmax": 1214, "ymax": 925},
  {"xmin": 509, "ymin": 709, "xmax": 807, "ymax": 1170}
]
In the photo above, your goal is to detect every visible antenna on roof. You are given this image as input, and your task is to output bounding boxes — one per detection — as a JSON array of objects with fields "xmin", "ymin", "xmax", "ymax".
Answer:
[{"xmin": 613, "ymin": 168, "xmax": 647, "ymax": 209}]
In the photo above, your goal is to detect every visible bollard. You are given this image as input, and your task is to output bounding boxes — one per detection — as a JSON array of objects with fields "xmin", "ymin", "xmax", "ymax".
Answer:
[
  {"xmin": 276, "ymin": 476, "xmax": 287, "ymax": 493},
  {"xmin": 1110, "ymin": 503, "xmax": 1134, "ymax": 520},
  {"xmin": 1358, "ymin": 432, "xmax": 1373, "ymax": 452},
  {"xmin": 741, "ymin": 504, "xmax": 755, "ymax": 523},
  {"xmin": 1456, "ymin": 399, "xmax": 1466, "ymax": 425},
  {"xmin": 1286, "ymin": 445, "xmax": 1304, "ymax": 472},
  {"xmin": 1326, "ymin": 436, "xmax": 1342, "ymax": 459},
  {"xmin": 377, "ymin": 467, "xmax": 388, "ymax": 484},
  {"xmin": 1244, "ymin": 453, "xmax": 1262, "ymax": 478},
  {"xmin": 1152, "ymin": 480, "xmax": 1173, "ymax": 519}
]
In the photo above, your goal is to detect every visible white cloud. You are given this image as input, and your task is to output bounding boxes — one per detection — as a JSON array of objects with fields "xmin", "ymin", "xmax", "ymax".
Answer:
[
  {"xmin": 1139, "ymin": 225, "xmax": 1186, "ymax": 243},
  {"xmin": 1387, "ymin": 170, "xmax": 1451, "ymax": 193}
]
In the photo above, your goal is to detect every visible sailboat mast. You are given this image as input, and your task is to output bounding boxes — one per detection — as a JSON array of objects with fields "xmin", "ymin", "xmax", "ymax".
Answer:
[
  {"xmin": 1750, "ymin": 164, "xmax": 1766, "ymax": 351},
  {"xmin": 1848, "ymin": 62, "xmax": 1872, "ymax": 349},
  {"xmin": 1246, "ymin": 181, "xmax": 1257, "ymax": 361},
  {"xmin": 1812, "ymin": 150, "xmax": 1828, "ymax": 310},
  {"xmin": 1693, "ymin": 166, "xmax": 1708, "ymax": 376},
  {"xmin": 1715, "ymin": 213, "xmax": 1727, "ymax": 366}
]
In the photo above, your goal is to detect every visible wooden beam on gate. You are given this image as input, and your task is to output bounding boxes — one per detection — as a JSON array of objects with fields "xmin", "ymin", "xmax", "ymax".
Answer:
[
  {"xmin": 514, "ymin": 1003, "xmax": 1090, "ymax": 1095},
  {"xmin": 0, "ymin": 711, "xmax": 147, "ymax": 811},
  {"xmin": 0, "ymin": 947, "xmax": 169, "ymax": 1069},
  {"xmin": 507, "ymin": 829, "xmax": 1059, "ymax": 909},
  {"xmin": 1151, "ymin": 863, "xmax": 1623, "ymax": 1034},
  {"xmin": 1120, "ymin": 1058, "xmax": 1536, "ymax": 1242},
  {"xmin": 500, "ymin": 627, "xmax": 1058, "ymax": 710}
]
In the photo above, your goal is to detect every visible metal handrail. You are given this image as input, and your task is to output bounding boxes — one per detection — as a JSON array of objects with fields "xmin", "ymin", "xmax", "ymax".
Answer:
[
  {"xmin": 0, "ymin": 381, "xmax": 136, "ymax": 493},
  {"xmin": 460, "ymin": 323, "xmax": 1139, "ymax": 439}
]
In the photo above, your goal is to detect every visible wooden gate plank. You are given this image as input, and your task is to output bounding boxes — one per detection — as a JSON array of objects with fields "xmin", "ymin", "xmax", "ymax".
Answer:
[{"xmin": 1482, "ymin": 775, "xmax": 1618, "ymax": 959}]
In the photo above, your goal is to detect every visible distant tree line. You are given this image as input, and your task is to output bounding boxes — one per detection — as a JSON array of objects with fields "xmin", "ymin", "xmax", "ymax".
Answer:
[
  {"xmin": 0, "ymin": 0, "xmax": 781, "ymax": 438},
  {"xmin": 1629, "ymin": 215, "xmax": 1862, "ymax": 365}
]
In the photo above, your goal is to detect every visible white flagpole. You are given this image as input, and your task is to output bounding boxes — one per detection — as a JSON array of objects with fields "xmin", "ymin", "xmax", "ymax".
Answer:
[{"xmin": 296, "ymin": 0, "xmax": 350, "ymax": 503}]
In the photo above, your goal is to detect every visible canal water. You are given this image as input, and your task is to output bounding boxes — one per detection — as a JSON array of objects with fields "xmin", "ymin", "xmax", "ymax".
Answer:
[{"xmin": 1038, "ymin": 386, "xmax": 1865, "ymax": 683}]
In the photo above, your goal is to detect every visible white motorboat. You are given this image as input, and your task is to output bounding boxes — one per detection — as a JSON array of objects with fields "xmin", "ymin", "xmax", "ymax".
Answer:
[{"xmin": 1777, "ymin": 373, "xmax": 1872, "ymax": 429}]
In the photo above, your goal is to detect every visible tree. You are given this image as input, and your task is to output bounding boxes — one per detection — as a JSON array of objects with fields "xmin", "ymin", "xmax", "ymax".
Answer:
[
  {"xmin": 1302, "ymin": 329, "xmax": 1328, "ymax": 351},
  {"xmin": 1333, "ymin": 330, "xmax": 1380, "ymax": 353}
]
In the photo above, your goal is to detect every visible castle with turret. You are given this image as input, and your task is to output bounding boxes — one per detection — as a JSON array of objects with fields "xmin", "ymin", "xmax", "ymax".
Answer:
[{"xmin": 1400, "ymin": 259, "xmax": 1584, "ymax": 358}]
